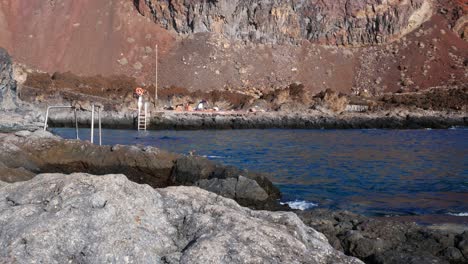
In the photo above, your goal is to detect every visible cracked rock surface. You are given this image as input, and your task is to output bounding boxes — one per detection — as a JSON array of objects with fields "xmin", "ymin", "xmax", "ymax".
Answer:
[
  {"xmin": 0, "ymin": 173, "xmax": 363, "ymax": 264},
  {"xmin": 136, "ymin": 0, "xmax": 430, "ymax": 46}
]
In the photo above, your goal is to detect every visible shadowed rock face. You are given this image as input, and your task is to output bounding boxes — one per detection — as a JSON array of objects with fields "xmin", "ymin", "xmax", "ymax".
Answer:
[
  {"xmin": 136, "ymin": 0, "xmax": 430, "ymax": 45},
  {"xmin": 0, "ymin": 173, "xmax": 363, "ymax": 263},
  {"xmin": 0, "ymin": 48, "xmax": 17, "ymax": 110}
]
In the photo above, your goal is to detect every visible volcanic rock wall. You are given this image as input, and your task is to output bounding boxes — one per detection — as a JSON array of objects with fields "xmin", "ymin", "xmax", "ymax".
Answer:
[
  {"xmin": 0, "ymin": 48, "xmax": 17, "ymax": 110},
  {"xmin": 0, "ymin": 0, "xmax": 466, "ymax": 94},
  {"xmin": 135, "ymin": 0, "xmax": 431, "ymax": 45}
]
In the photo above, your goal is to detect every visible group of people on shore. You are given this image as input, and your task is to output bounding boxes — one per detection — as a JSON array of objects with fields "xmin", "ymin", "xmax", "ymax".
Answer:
[{"xmin": 134, "ymin": 87, "xmax": 219, "ymax": 112}]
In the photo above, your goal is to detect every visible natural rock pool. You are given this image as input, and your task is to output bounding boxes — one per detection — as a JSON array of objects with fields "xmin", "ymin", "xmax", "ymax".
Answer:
[{"xmin": 51, "ymin": 127, "xmax": 468, "ymax": 218}]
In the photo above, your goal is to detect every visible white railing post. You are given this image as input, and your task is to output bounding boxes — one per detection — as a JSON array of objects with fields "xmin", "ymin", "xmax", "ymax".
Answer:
[
  {"xmin": 74, "ymin": 108, "xmax": 79, "ymax": 139},
  {"xmin": 98, "ymin": 107, "xmax": 102, "ymax": 145},
  {"xmin": 91, "ymin": 104, "xmax": 95, "ymax": 144},
  {"xmin": 43, "ymin": 106, "xmax": 51, "ymax": 131}
]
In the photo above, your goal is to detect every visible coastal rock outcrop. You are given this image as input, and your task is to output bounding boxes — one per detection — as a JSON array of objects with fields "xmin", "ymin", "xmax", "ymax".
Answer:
[
  {"xmin": 172, "ymin": 156, "xmax": 282, "ymax": 210},
  {"xmin": 0, "ymin": 48, "xmax": 17, "ymax": 110},
  {"xmin": 0, "ymin": 173, "xmax": 363, "ymax": 264},
  {"xmin": 0, "ymin": 130, "xmax": 280, "ymax": 209},
  {"xmin": 298, "ymin": 209, "xmax": 468, "ymax": 264},
  {"xmin": 136, "ymin": 0, "xmax": 431, "ymax": 45}
]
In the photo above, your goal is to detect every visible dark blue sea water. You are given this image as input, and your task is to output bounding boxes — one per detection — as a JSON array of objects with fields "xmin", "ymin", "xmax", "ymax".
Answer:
[{"xmin": 51, "ymin": 127, "xmax": 468, "ymax": 217}]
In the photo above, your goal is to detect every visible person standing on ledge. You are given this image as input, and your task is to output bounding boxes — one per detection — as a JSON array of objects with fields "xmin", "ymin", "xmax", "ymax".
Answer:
[{"xmin": 134, "ymin": 87, "xmax": 145, "ymax": 111}]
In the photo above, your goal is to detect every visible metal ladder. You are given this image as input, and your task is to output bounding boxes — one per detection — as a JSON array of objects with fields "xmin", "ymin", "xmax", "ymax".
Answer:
[{"xmin": 138, "ymin": 100, "xmax": 149, "ymax": 131}]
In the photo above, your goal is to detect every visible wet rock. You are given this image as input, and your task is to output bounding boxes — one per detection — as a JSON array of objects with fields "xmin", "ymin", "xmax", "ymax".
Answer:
[
  {"xmin": 371, "ymin": 250, "xmax": 449, "ymax": 264},
  {"xmin": 456, "ymin": 231, "xmax": 468, "ymax": 258},
  {"xmin": 0, "ymin": 173, "xmax": 363, "ymax": 264},
  {"xmin": 298, "ymin": 209, "xmax": 468, "ymax": 264},
  {"xmin": 438, "ymin": 247, "xmax": 464, "ymax": 263}
]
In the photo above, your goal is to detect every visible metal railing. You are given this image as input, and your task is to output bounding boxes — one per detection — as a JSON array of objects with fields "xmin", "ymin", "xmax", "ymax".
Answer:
[
  {"xmin": 43, "ymin": 104, "xmax": 102, "ymax": 145},
  {"xmin": 43, "ymin": 106, "xmax": 79, "ymax": 139},
  {"xmin": 90, "ymin": 104, "xmax": 102, "ymax": 145}
]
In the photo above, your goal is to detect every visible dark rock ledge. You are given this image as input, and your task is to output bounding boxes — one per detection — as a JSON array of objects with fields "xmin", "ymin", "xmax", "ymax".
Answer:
[
  {"xmin": 45, "ymin": 110, "xmax": 467, "ymax": 131},
  {"xmin": 298, "ymin": 209, "xmax": 468, "ymax": 264},
  {"xmin": 0, "ymin": 130, "xmax": 282, "ymax": 210}
]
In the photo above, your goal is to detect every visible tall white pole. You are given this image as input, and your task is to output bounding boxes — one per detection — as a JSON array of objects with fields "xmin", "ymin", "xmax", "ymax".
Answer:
[
  {"xmin": 91, "ymin": 104, "xmax": 94, "ymax": 144},
  {"xmin": 155, "ymin": 44, "xmax": 158, "ymax": 102}
]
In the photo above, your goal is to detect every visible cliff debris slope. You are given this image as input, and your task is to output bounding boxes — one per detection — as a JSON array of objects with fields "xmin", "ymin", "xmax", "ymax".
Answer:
[
  {"xmin": 0, "ymin": 173, "xmax": 363, "ymax": 264},
  {"xmin": 1, "ymin": 0, "xmax": 466, "ymax": 94}
]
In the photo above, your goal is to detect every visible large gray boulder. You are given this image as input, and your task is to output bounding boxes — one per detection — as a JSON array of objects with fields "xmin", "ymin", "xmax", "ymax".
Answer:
[
  {"xmin": 0, "ymin": 173, "xmax": 363, "ymax": 264},
  {"xmin": 0, "ymin": 48, "xmax": 18, "ymax": 110}
]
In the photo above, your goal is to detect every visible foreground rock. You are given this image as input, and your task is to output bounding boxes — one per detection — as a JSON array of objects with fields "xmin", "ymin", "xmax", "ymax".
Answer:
[
  {"xmin": 0, "ymin": 130, "xmax": 280, "ymax": 209},
  {"xmin": 0, "ymin": 173, "xmax": 362, "ymax": 264},
  {"xmin": 298, "ymin": 209, "xmax": 468, "ymax": 264}
]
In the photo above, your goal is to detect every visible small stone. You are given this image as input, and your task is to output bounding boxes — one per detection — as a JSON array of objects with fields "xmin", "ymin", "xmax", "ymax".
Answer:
[
  {"xmin": 15, "ymin": 131, "xmax": 32, "ymax": 138},
  {"xmin": 118, "ymin": 58, "xmax": 128, "ymax": 65},
  {"xmin": 133, "ymin": 62, "xmax": 143, "ymax": 70},
  {"xmin": 440, "ymin": 247, "xmax": 464, "ymax": 262}
]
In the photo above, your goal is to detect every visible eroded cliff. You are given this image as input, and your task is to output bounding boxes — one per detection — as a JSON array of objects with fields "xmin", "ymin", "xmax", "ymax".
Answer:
[{"xmin": 135, "ymin": 0, "xmax": 432, "ymax": 46}]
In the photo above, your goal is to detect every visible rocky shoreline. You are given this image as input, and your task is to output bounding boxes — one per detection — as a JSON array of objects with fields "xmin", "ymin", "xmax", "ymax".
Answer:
[
  {"xmin": 1, "ymin": 129, "xmax": 467, "ymax": 263},
  {"xmin": 0, "ymin": 130, "xmax": 282, "ymax": 210},
  {"xmin": 44, "ymin": 109, "xmax": 467, "ymax": 130}
]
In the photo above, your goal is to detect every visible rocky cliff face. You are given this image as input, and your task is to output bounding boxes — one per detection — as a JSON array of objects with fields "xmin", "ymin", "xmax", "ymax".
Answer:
[
  {"xmin": 0, "ymin": 0, "xmax": 466, "ymax": 94},
  {"xmin": 136, "ymin": 0, "xmax": 432, "ymax": 45},
  {"xmin": 0, "ymin": 48, "xmax": 17, "ymax": 110},
  {"xmin": 0, "ymin": 173, "xmax": 363, "ymax": 263}
]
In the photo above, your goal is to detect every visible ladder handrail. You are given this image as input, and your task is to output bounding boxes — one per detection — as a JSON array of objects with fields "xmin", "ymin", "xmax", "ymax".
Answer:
[
  {"xmin": 90, "ymin": 104, "xmax": 102, "ymax": 145},
  {"xmin": 43, "ymin": 105, "xmax": 79, "ymax": 140},
  {"xmin": 43, "ymin": 104, "xmax": 102, "ymax": 145}
]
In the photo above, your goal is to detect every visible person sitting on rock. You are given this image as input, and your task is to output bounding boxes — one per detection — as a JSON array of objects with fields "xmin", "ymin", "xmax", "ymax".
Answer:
[{"xmin": 195, "ymin": 100, "xmax": 206, "ymax": 111}]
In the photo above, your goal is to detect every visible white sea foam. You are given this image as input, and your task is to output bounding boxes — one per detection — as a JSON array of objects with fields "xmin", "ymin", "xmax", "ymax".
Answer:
[
  {"xmin": 203, "ymin": 155, "xmax": 225, "ymax": 159},
  {"xmin": 448, "ymin": 212, "xmax": 468, "ymax": 217},
  {"xmin": 280, "ymin": 200, "xmax": 318, "ymax": 210}
]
